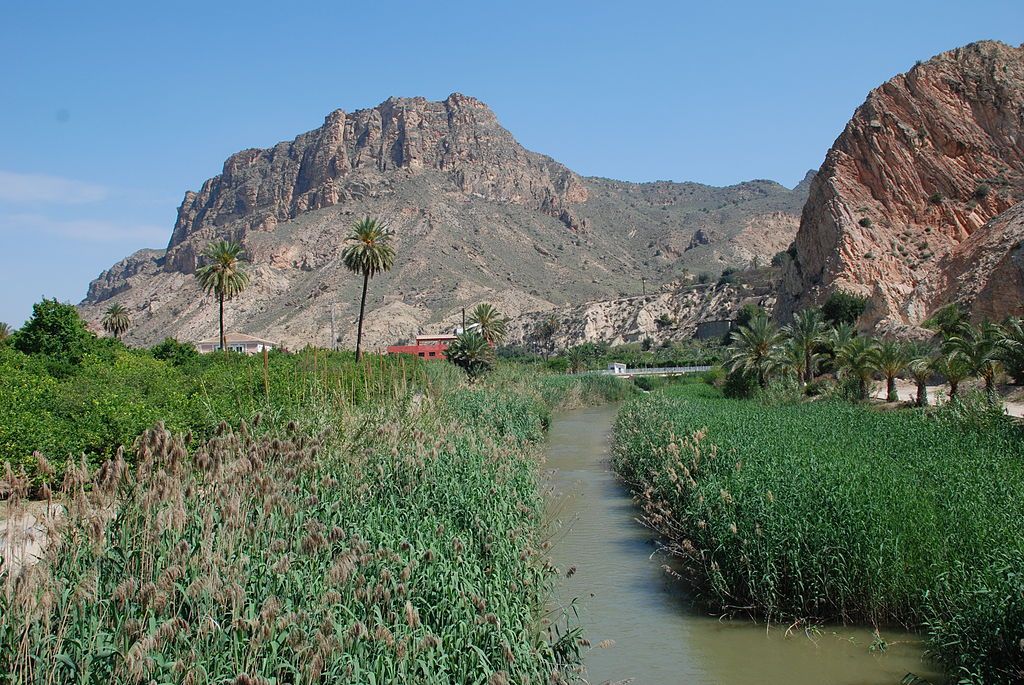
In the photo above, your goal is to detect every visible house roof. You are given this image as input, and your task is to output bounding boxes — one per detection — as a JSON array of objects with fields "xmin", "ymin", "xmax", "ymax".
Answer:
[{"xmin": 195, "ymin": 332, "xmax": 277, "ymax": 346}]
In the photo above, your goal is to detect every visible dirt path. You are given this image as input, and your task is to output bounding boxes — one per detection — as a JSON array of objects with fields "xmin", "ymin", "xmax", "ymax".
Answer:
[{"xmin": 872, "ymin": 380, "xmax": 1024, "ymax": 418}]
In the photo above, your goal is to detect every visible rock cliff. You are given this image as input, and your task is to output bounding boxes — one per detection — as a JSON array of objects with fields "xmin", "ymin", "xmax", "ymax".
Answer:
[{"xmin": 779, "ymin": 41, "xmax": 1024, "ymax": 327}]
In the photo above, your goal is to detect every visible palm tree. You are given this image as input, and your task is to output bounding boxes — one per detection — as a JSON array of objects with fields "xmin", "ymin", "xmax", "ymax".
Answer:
[
  {"xmin": 725, "ymin": 315, "xmax": 787, "ymax": 387},
  {"xmin": 906, "ymin": 344, "xmax": 936, "ymax": 408},
  {"xmin": 195, "ymin": 240, "xmax": 250, "ymax": 354},
  {"xmin": 446, "ymin": 331, "xmax": 493, "ymax": 381},
  {"xmin": 565, "ymin": 346, "xmax": 587, "ymax": 374},
  {"xmin": 467, "ymin": 303, "xmax": 509, "ymax": 346},
  {"xmin": 0, "ymin": 322, "xmax": 11, "ymax": 342},
  {"xmin": 783, "ymin": 308, "xmax": 825, "ymax": 384},
  {"xmin": 101, "ymin": 303, "xmax": 131, "ymax": 340},
  {"xmin": 943, "ymin": 321, "xmax": 1003, "ymax": 395},
  {"xmin": 998, "ymin": 317, "xmax": 1024, "ymax": 384},
  {"xmin": 835, "ymin": 336, "xmax": 880, "ymax": 401},
  {"xmin": 876, "ymin": 339, "xmax": 911, "ymax": 402},
  {"xmin": 924, "ymin": 303, "xmax": 966, "ymax": 340},
  {"xmin": 341, "ymin": 217, "xmax": 395, "ymax": 361},
  {"xmin": 934, "ymin": 350, "xmax": 972, "ymax": 401}
]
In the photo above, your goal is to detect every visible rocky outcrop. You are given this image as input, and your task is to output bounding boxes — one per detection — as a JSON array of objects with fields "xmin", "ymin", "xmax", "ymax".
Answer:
[
  {"xmin": 779, "ymin": 41, "xmax": 1024, "ymax": 327},
  {"xmin": 164, "ymin": 94, "xmax": 588, "ymax": 272},
  {"xmin": 505, "ymin": 283, "xmax": 773, "ymax": 350},
  {"xmin": 935, "ymin": 202, "xmax": 1024, "ymax": 322}
]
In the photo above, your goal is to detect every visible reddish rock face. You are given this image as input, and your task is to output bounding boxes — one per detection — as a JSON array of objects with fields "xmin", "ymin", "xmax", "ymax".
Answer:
[
  {"xmin": 779, "ymin": 41, "xmax": 1024, "ymax": 328},
  {"xmin": 165, "ymin": 93, "xmax": 588, "ymax": 272}
]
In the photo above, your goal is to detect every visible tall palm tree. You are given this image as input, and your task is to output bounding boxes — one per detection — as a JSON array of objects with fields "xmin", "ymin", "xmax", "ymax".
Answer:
[
  {"xmin": 943, "ymin": 321, "xmax": 1003, "ymax": 395},
  {"xmin": 725, "ymin": 315, "xmax": 787, "ymax": 387},
  {"xmin": 446, "ymin": 330, "xmax": 493, "ymax": 381},
  {"xmin": 0, "ymin": 322, "xmax": 11, "ymax": 342},
  {"xmin": 341, "ymin": 217, "xmax": 395, "ymax": 361},
  {"xmin": 876, "ymin": 339, "xmax": 911, "ymax": 402},
  {"xmin": 783, "ymin": 308, "xmax": 825, "ymax": 384},
  {"xmin": 906, "ymin": 344, "xmax": 936, "ymax": 408},
  {"xmin": 101, "ymin": 303, "xmax": 131, "ymax": 340},
  {"xmin": 467, "ymin": 303, "xmax": 509, "ymax": 346},
  {"xmin": 835, "ymin": 336, "xmax": 880, "ymax": 401},
  {"xmin": 195, "ymin": 240, "xmax": 250, "ymax": 354}
]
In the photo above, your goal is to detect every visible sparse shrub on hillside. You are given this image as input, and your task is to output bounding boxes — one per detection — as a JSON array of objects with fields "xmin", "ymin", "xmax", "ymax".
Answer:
[
  {"xmin": 717, "ymin": 268, "xmax": 737, "ymax": 286},
  {"xmin": 973, "ymin": 183, "xmax": 991, "ymax": 200},
  {"xmin": 697, "ymin": 272, "xmax": 711, "ymax": 284},
  {"xmin": 858, "ymin": 217, "xmax": 873, "ymax": 227},
  {"xmin": 929, "ymin": 192, "xmax": 944, "ymax": 204}
]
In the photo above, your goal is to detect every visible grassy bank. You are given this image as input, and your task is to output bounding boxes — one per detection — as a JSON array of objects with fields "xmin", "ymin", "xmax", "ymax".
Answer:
[
  {"xmin": 613, "ymin": 384, "xmax": 1024, "ymax": 683},
  {"xmin": 2, "ymin": 354, "xmax": 630, "ymax": 683}
]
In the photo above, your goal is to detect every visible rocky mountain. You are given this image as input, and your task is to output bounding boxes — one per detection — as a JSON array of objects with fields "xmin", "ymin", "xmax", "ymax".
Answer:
[
  {"xmin": 778, "ymin": 41, "xmax": 1024, "ymax": 330},
  {"xmin": 81, "ymin": 94, "xmax": 809, "ymax": 349}
]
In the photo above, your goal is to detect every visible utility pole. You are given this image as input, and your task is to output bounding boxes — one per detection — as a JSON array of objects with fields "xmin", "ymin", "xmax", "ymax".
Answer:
[
  {"xmin": 461, "ymin": 307, "xmax": 466, "ymax": 333},
  {"xmin": 642, "ymin": 277, "xmax": 647, "ymax": 297}
]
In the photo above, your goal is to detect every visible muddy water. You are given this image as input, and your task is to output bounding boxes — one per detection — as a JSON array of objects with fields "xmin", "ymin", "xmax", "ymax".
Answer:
[{"xmin": 545, "ymin": 403, "xmax": 943, "ymax": 685}]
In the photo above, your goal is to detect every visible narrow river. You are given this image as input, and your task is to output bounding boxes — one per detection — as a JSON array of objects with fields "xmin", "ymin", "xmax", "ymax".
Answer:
[{"xmin": 545, "ymin": 403, "xmax": 943, "ymax": 685}]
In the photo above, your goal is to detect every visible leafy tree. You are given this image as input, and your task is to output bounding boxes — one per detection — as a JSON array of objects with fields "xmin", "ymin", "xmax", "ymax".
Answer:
[
  {"xmin": 467, "ymin": 303, "xmax": 509, "ymax": 346},
  {"xmin": 821, "ymin": 290, "xmax": 868, "ymax": 326},
  {"xmin": 13, "ymin": 299, "xmax": 96, "ymax": 368},
  {"xmin": 195, "ymin": 240, "xmax": 250, "ymax": 354},
  {"xmin": 876, "ymin": 339, "xmax": 911, "ymax": 402},
  {"xmin": 697, "ymin": 272, "xmax": 711, "ymax": 285},
  {"xmin": 533, "ymin": 316, "xmax": 560, "ymax": 360},
  {"xmin": 725, "ymin": 315, "xmax": 787, "ymax": 387},
  {"xmin": 835, "ymin": 336, "xmax": 880, "ymax": 401},
  {"xmin": 943, "ymin": 321, "xmax": 1003, "ymax": 395},
  {"xmin": 783, "ymin": 308, "xmax": 825, "ymax": 384},
  {"xmin": 101, "ymin": 303, "xmax": 131, "ymax": 340},
  {"xmin": 735, "ymin": 303, "xmax": 767, "ymax": 330},
  {"xmin": 151, "ymin": 337, "xmax": 200, "ymax": 367},
  {"xmin": 923, "ymin": 303, "xmax": 966, "ymax": 340},
  {"xmin": 717, "ymin": 267, "xmax": 738, "ymax": 286},
  {"xmin": 445, "ymin": 331, "xmax": 493, "ymax": 381},
  {"xmin": 341, "ymin": 218, "xmax": 395, "ymax": 361},
  {"xmin": 641, "ymin": 336, "xmax": 654, "ymax": 352},
  {"xmin": 655, "ymin": 313, "xmax": 674, "ymax": 328}
]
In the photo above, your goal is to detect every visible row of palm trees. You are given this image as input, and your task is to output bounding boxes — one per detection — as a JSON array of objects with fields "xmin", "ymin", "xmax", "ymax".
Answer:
[{"xmin": 726, "ymin": 308, "xmax": 1022, "ymax": 405}]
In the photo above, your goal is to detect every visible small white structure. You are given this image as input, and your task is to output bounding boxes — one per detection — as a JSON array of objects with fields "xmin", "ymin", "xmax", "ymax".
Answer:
[
  {"xmin": 608, "ymin": 362, "xmax": 627, "ymax": 374},
  {"xmin": 195, "ymin": 333, "xmax": 277, "ymax": 355}
]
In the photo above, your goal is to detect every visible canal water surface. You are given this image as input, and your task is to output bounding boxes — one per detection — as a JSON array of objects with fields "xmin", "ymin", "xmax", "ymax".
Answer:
[{"xmin": 545, "ymin": 403, "xmax": 942, "ymax": 685}]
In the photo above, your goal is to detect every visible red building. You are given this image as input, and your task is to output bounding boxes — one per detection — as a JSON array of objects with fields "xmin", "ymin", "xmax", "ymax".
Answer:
[{"xmin": 386, "ymin": 333, "xmax": 459, "ymax": 360}]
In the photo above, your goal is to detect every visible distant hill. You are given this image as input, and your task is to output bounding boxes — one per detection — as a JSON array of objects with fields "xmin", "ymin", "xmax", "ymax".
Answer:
[{"xmin": 79, "ymin": 94, "xmax": 809, "ymax": 350}]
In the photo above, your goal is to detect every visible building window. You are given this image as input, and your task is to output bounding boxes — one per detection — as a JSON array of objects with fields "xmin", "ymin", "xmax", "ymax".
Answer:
[{"xmin": 418, "ymin": 352, "xmax": 425, "ymax": 357}]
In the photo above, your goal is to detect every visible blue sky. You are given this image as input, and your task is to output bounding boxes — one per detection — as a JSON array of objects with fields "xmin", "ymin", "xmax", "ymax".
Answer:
[{"xmin": 2, "ymin": 0, "xmax": 1022, "ymax": 326}]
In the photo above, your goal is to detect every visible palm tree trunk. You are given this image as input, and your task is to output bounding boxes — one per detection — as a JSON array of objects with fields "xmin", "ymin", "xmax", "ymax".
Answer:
[
  {"xmin": 219, "ymin": 291, "xmax": 226, "ymax": 354},
  {"xmin": 887, "ymin": 375, "xmax": 898, "ymax": 402},
  {"xmin": 916, "ymin": 380, "xmax": 928, "ymax": 407},
  {"xmin": 859, "ymin": 376, "xmax": 868, "ymax": 402},
  {"xmin": 804, "ymin": 353, "xmax": 813, "ymax": 385},
  {"xmin": 949, "ymin": 380, "xmax": 959, "ymax": 400},
  {"xmin": 355, "ymin": 270, "xmax": 369, "ymax": 362}
]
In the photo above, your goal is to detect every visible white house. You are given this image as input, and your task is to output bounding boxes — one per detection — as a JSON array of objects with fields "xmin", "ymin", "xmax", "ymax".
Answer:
[
  {"xmin": 608, "ymin": 362, "xmax": 627, "ymax": 374},
  {"xmin": 195, "ymin": 333, "xmax": 278, "ymax": 355}
]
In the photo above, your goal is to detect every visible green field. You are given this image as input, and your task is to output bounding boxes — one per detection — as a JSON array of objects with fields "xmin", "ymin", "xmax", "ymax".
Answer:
[{"xmin": 613, "ymin": 384, "xmax": 1024, "ymax": 683}]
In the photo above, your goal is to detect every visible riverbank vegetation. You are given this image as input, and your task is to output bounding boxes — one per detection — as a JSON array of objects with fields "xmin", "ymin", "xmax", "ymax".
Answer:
[
  {"xmin": 1, "ymin": 299, "xmax": 632, "ymax": 683},
  {"xmin": 613, "ymin": 383, "xmax": 1024, "ymax": 683}
]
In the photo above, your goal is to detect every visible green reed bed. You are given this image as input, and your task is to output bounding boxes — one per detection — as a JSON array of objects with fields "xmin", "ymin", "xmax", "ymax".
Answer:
[
  {"xmin": 2, "ymin": 368, "xmax": 627, "ymax": 684},
  {"xmin": 612, "ymin": 384, "xmax": 1024, "ymax": 683}
]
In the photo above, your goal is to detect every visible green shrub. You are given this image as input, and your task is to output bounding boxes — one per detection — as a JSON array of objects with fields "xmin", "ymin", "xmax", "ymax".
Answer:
[
  {"xmin": 821, "ymin": 290, "xmax": 868, "ymax": 326},
  {"xmin": 151, "ymin": 337, "xmax": 200, "ymax": 366},
  {"xmin": 722, "ymin": 369, "xmax": 758, "ymax": 399}
]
